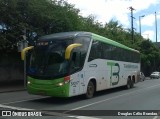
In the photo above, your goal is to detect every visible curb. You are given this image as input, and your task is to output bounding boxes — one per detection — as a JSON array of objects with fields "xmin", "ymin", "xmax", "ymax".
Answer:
[
  {"xmin": 0, "ymin": 89, "xmax": 26, "ymax": 93},
  {"xmin": 0, "ymin": 80, "xmax": 25, "ymax": 93}
]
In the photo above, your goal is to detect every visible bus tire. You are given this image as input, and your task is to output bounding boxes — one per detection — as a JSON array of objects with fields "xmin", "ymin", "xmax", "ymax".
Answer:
[
  {"xmin": 126, "ymin": 79, "xmax": 132, "ymax": 89},
  {"xmin": 130, "ymin": 79, "xmax": 134, "ymax": 88},
  {"xmin": 85, "ymin": 81, "xmax": 95, "ymax": 99}
]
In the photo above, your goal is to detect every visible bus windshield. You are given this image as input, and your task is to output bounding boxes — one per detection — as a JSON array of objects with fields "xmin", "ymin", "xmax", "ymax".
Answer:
[
  {"xmin": 28, "ymin": 36, "xmax": 90, "ymax": 79},
  {"xmin": 28, "ymin": 39, "xmax": 71, "ymax": 78}
]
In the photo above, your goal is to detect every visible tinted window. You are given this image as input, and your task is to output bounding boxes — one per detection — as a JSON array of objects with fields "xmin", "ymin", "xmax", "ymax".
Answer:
[
  {"xmin": 88, "ymin": 40, "xmax": 103, "ymax": 61},
  {"xmin": 70, "ymin": 36, "xmax": 91, "ymax": 72},
  {"xmin": 88, "ymin": 40, "xmax": 140, "ymax": 63}
]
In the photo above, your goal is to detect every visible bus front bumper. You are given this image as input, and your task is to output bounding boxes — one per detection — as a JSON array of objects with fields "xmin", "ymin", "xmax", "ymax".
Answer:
[{"xmin": 27, "ymin": 77, "xmax": 70, "ymax": 97}]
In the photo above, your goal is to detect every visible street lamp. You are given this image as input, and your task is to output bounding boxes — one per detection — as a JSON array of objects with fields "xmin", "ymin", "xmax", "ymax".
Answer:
[{"xmin": 139, "ymin": 15, "xmax": 145, "ymax": 36}]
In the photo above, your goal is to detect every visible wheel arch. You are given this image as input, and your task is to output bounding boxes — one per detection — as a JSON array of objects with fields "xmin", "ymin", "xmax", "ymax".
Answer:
[
  {"xmin": 128, "ymin": 75, "xmax": 131, "ymax": 81},
  {"xmin": 87, "ymin": 77, "xmax": 97, "ymax": 92},
  {"xmin": 132, "ymin": 75, "xmax": 136, "ymax": 83}
]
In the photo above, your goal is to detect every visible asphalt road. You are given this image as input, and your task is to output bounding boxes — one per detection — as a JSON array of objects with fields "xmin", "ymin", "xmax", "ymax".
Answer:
[{"xmin": 0, "ymin": 78, "xmax": 160, "ymax": 119}]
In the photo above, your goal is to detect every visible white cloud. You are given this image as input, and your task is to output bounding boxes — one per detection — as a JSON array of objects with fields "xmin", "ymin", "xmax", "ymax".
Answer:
[
  {"xmin": 140, "ymin": 14, "xmax": 155, "ymax": 26},
  {"xmin": 140, "ymin": 13, "xmax": 160, "ymax": 26},
  {"xmin": 66, "ymin": 0, "xmax": 130, "ymax": 26},
  {"xmin": 130, "ymin": 0, "xmax": 158, "ymax": 12},
  {"xmin": 66, "ymin": 0, "xmax": 159, "ymax": 27},
  {"xmin": 142, "ymin": 30, "xmax": 154, "ymax": 40}
]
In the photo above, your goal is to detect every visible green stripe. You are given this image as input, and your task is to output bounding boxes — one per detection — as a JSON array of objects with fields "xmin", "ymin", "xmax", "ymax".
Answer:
[{"xmin": 92, "ymin": 33, "xmax": 139, "ymax": 53}]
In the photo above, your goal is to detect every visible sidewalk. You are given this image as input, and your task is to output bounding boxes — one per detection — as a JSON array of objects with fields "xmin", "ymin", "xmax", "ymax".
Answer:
[{"xmin": 0, "ymin": 80, "xmax": 25, "ymax": 93}]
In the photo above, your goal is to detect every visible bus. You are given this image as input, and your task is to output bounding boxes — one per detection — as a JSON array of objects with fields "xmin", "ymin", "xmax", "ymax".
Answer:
[{"xmin": 21, "ymin": 31, "xmax": 140, "ymax": 98}]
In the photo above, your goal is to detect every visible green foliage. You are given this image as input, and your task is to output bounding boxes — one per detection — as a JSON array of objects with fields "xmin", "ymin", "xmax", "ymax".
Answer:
[
  {"xmin": 0, "ymin": 0, "xmax": 81, "ymax": 50},
  {"xmin": 0, "ymin": 0, "xmax": 159, "ymax": 75},
  {"xmin": 138, "ymin": 40, "xmax": 160, "ymax": 75}
]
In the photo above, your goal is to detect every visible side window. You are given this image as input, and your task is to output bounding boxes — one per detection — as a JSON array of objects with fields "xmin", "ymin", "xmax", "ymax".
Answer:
[
  {"xmin": 74, "ymin": 36, "xmax": 90, "ymax": 51},
  {"xmin": 75, "ymin": 37, "xmax": 91, "ymax": 67},
  {"xmin": 70, "ymin": 36, "xmax": 91, "ymax": 72},
  {"xmin": 132, "ymin": 52, "xmax": 140, "ymax": 63},
  {"xmin": 111, "ymin": 46, "xmax": 119, "ymax": 60},
  {"xmin": 114, "ymin": 47, "xmax": 122, "ymax": 61},
  {"xmin": 88, "ymin": 41, "xmax": 140, "ymax": 63},
  {"xmin": 121, "ymin": 49, "xmax": 127, "ymax": 62},
  {"xmin": 121, "ymin": 49, "xmax": 140, "ymax": 63},
  {"xmin": 88, "ymin": 40, "xmax": 102, "ymax": 61},
  {"xmin": 102, "ymin": 43, "xmax": 115, "ymax": 60}
]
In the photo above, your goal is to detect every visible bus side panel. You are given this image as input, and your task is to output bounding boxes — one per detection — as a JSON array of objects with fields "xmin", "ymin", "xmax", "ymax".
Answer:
[
  {"xmin": 69, "ymin": 70, "xmax": 86, "ymax": 97},
  {"xmin": 69, "ymin": 73, "xmax": 80, "ymax": 97},
  {"xmin": 84, "ymin": 59, "xmax": 140, "ymax": 92},
  {"xmin": 107, "ymin": 60, "xmax": 140, "ymax": 88},
  {"xmin": 85, "ymin": 59, "xmax": 110, "ymax": 91},
  {"xmin": 123, "ymin": 62, "xmax": 140, "ymax": 84}
]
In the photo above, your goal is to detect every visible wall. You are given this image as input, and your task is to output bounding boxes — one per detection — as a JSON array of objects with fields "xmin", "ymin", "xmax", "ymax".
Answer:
[{"xmin": 0, "ymin": 52, "xmax": 24, "ymax": 81}]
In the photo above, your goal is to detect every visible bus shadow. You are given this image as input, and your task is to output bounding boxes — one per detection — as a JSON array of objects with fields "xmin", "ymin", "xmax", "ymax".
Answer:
[
  {"xmin": 31, "ymin": 96, "xmax": 84, "ymax": 105},
  {"xmin": 31, "ymin": 86, "xmax": 137, "ymax": 105},
  {"xmin": 95, "ymin": 86, "xmax": 136, "ymax": 97}
]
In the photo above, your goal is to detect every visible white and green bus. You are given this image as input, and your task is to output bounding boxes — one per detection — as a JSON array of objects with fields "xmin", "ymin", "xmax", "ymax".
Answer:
[{"xmin": 21, "ymin": 32, "xmax": 140, "ymax": 98}]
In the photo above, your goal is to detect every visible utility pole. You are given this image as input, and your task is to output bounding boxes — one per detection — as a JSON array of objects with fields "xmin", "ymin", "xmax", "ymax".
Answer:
[
  {"xmin": 155, "ymin": 12, "xmax": 157, "ymax": 42},
  {"xmin": 129, "ymin": 6, "xmax": 135, "ymax": 43}
]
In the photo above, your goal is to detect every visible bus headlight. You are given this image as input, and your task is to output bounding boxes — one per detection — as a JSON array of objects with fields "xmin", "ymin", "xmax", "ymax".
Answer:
[
  {"xmin": 27, "ymin": 81, "xmax": 31, "ymax": 85},
  {"xmin": 58, "ymin": 82, "xmax": 64, "ymax": 86},
  {"xmin": 57, "ymin": 82, "xmax": 64, "ymax": 86}
]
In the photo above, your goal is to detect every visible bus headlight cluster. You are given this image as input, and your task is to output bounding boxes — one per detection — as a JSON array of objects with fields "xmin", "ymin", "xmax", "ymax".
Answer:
[
  {"xmin": 57, "ymin": 81, "xmax": 70, "ymax": 87},
  {"xmin": 56, "ymin": 76, "xmax": 70, "ymax": 87}
]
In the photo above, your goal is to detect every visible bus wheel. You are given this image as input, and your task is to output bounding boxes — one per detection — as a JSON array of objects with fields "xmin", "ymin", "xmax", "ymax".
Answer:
[
  {"xmin": 130, "ymin": 79, "xmax": 134, "ymax": 88},
  {"xmin": 126, "ymin": 79, "xmax": 131, "ymax": 89},
  {"xmin": 85, "ymin": 81, "xmax": 95, "ymax": 99}
]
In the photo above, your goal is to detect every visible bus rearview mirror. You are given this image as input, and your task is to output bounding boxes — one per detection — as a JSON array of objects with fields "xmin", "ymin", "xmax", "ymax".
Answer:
[
  {"xmin": 65, "ymin": 43, "xmax": 82, "ymax": 60},
  {"xmin": 21, "ymin": 46, "xmax": 34, "ymax": 60}
]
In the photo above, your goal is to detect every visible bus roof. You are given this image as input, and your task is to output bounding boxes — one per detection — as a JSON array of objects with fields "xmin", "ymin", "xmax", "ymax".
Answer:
[
  {"xmin": 39, "ymin": 31, "xmax": 139, "ymax": 53},
  {"xmin": 39, "ymin": 31, "xmax": 91, "ymax": 41}
]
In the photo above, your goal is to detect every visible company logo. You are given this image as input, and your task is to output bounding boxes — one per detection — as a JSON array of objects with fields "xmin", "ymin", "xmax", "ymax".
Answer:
[
  {"xmin": 2, "ymin": 111, "xmax": 11, "ymax": 116},
  {"xmin": 1, "ymin": 111, "xmax": 42, "ymax": 117},
  {"xmin": 107, "ymin": 62, "xmax": 120, "ymax": 86}
]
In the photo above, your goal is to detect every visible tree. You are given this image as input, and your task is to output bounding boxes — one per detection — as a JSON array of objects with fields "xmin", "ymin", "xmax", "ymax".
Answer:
[
  {"xmin": 0, "ymin": 0, "xmax": 82, "ymax": 51},
  {"xmin": 139, "ymin": 40, "xmax": 160, "ymax": 75}
]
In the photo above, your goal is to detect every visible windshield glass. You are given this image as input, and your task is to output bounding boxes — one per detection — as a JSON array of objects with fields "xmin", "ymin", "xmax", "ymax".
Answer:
[
  {"xmin": 28, "ymin": 36, "xmax": 91, "ymax": 79},
  {"xmin": 28, "ymin": 39, "xmax": 72, "ymax": 78}
]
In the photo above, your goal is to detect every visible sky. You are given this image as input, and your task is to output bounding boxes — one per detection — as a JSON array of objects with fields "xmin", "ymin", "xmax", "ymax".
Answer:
[{"xmin": 65, "ymin": 0, "xmax": 160, "ymax": 42}]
